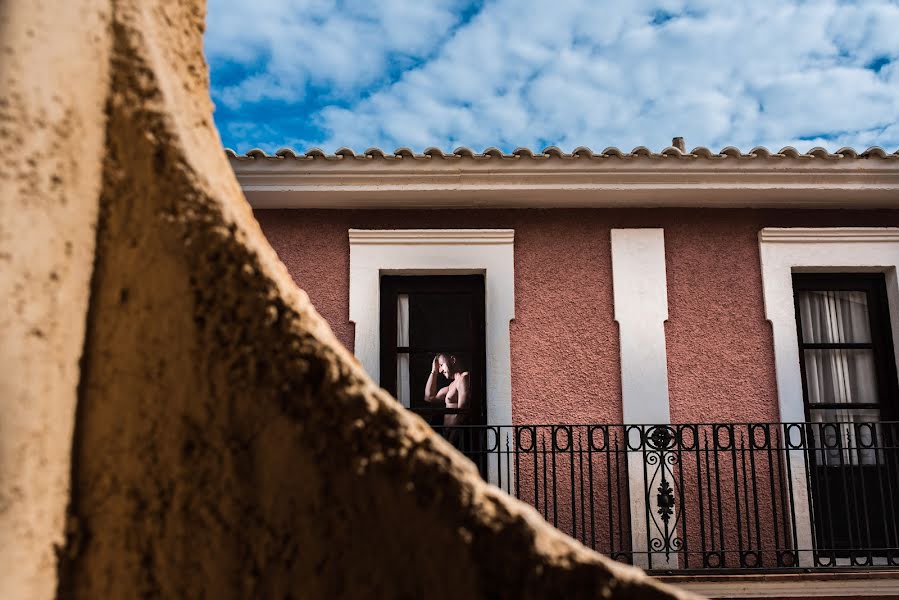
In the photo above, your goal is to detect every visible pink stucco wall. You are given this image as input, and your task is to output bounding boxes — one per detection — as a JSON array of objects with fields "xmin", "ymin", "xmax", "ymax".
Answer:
[{"xmin": 255, "ymin": 208, "xmax": 899, "ymax": 425}]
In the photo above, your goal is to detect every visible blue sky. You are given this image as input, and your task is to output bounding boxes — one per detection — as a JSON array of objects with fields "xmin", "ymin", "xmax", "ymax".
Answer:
[{"xmin": 205, "ymin": 0, "xmax": 899, "ymax": 154}]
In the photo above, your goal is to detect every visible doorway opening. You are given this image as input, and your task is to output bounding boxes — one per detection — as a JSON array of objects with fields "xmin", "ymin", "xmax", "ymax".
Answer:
[
  {"xmin": 793, "ymin": 272, "xmax": 899, "ymax": 563},
  {"xmin": 380, "ymin": 275, "xmax": 488, "ymax": 470}
]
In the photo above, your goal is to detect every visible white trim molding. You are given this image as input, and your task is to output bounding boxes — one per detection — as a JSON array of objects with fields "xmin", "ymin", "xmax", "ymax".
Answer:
[
  {"xmin": 758, "ymin": 226, "xmax": 899, "ymax": 567},
  {"xmin": 759, "ymin": 227, "xmax": 899, "ymax": 244},
  {"xmin": 234, "ymin": 154, "xmax": 899, "ymax": 209},
  {"xmin": 348, "ymin": 229, "xmax": 516, "ymax": 430},
  {"xmin": 349, "ymin": 229, "xmax": 514, "ymax": 245},
  {"xmin": 611, "ymin": 228, "xmax": 675, "ymax": 569}
]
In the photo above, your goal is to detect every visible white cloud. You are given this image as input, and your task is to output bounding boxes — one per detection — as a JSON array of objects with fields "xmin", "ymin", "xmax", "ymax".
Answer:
[
  {"xmin": 206, "ymin": 0, "xmax": 469, "ymax": 108},
  {"xmin": 207, "ymin": 0, "xmax": 899, "ymax": 151}
]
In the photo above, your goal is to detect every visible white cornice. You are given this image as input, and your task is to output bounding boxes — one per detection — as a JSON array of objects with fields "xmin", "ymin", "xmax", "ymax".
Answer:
[
  {"xmin": 760, "ymin": 227, "xmax": 899, "ymax": 243},
  {"xmin": 232, "ymin": 156, "xmax": 899, "ymax": 209},
  {"xmin": 348, "ymin": 229, "xmax": 514, "ymax": 245}
]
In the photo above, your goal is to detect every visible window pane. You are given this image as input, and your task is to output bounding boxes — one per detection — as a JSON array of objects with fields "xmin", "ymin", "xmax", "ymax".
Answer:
[
  {"xmin": 409, "ymin": 293, "xmax": 472, "ymax": 350},
  {"xmin": 396, "ymin": 352, "xmax": 410, "ymax": 408},
  {"xmin": 803, "ymin": 349, "xmax": 878, "ymax": 404},
  {"xmin": 797, "ymin": 290, "xmax": 871, "ymax": 344}
]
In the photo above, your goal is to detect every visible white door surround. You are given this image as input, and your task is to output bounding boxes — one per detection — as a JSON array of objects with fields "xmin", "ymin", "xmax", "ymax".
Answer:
[
  {"xmin": 758, "ymin": 227, "xmax": 899, "ymax": 423},
  {"xmin": 348, "ymin": 229, "xmax": 515, "ymax": 428},
  {"xmin": 758, "ymin": 226, "xmax": 899, "ymax": 567}
]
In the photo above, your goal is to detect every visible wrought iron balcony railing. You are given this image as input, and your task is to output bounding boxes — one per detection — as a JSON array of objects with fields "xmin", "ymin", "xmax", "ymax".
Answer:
[{"xmin": 432, "ymin": 422, "xmax": 899, "ymax": 573}]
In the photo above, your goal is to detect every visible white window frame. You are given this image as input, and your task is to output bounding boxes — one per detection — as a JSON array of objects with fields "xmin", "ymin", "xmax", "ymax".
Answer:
[
  {"xmin": 759, "ymin": 226, "xmax": 899, "ymax": 566},
  {"xmin": 348, "ymin": 229, "xmax": 515, "ymax": 429}
]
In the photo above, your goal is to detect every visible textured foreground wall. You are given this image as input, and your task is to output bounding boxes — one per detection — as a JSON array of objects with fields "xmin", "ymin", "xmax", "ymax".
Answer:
[
  {"xmin": 0, "ymin": 2, "xmax": 111, "ymax": 598},
  {"xmin": 1, "ymin": 0, "xmax": 695, "ymax": 598}
]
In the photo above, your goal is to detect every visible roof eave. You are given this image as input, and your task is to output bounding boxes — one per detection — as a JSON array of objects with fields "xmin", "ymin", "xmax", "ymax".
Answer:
[{"xmin": 229, "ymin": 152, "xmax": 899, "ymax": 209}]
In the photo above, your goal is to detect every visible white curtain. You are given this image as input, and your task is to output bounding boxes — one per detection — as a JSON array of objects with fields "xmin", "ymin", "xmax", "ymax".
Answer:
[
  {"xmin": 811, "ymin": 409, "xmax": 880, "ymax": 465},
  {"xmin": 396, "ymin": 294, "xmax": 410, "ymax": 408},
  {"xmin": 798, "ymin": 290, "xmax": 879, "ymax": 464},
  {"xmin": 798, "ymin": 290, "xmax": 876, "ymax": 405}
]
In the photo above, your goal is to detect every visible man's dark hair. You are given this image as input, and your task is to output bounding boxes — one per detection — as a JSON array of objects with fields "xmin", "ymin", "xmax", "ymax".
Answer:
[{"xmin": 438, "ymin": 353, "xmax": 467, "ymax": 372}]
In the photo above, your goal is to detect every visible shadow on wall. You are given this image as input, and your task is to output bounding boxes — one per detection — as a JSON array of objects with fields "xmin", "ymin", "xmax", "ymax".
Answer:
[{"xmin": 1, "ymin": 0, "xmax": 699, "ymax": 599}]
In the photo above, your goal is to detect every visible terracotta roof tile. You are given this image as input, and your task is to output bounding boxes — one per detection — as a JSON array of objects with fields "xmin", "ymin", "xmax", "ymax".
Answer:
[{"xmin": 225, "ymin": 144, "xmax": 899, "ymax": 162}]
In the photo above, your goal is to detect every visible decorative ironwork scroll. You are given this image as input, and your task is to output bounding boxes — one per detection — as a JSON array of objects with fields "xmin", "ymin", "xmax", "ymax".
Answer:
[{"xmin": 644, "ymin": 425, "xmax": 683, "ymax": 561}]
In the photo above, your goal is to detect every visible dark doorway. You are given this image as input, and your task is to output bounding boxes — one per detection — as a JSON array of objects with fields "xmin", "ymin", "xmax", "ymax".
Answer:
[
  {"xmin": 380, "ymin": 275, "xmax": 488, "ymax": 468},
  {"xmin": 793, "ymin": 273, "xmax": 899, "ymax": 564}
]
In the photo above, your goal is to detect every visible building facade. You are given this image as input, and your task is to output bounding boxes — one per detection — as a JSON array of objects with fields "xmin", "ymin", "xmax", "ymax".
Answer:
[{"xmin": 230, "ymin": 143, "xmax": 899, "ymax": 599}]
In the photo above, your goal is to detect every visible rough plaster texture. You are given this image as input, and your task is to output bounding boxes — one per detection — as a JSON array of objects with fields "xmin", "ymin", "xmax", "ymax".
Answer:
[
  {"xmin": 0, "ymin": 2, "xmax": 111, "ymax": 598},
  {"xmin": 255, "ymin": 208, "xmax": 899, "ymax": 427},
  {"xmin": 0, "ymin": 0, "xmax": 697, "ymax": 598}
]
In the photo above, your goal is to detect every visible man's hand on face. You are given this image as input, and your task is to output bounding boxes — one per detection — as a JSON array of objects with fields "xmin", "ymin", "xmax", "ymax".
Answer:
[{"xmin": 431, "ymin": 355, "xmax": 440, "ymax": 375}]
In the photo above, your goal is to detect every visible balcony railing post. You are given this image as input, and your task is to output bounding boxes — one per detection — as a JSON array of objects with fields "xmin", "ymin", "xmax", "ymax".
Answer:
[
  {"xmin": 627, "ymin": 425, "xmax": 680, "ymax": 570},
  {"xmin": 783, "ymin": 423, "xmax": 815, "ymax": 568}
]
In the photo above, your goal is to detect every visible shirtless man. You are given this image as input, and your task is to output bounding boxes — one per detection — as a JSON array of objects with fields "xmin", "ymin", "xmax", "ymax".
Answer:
[{"xmin": 423, "ymin": 353, "xmax": 470, "ymax": 428}]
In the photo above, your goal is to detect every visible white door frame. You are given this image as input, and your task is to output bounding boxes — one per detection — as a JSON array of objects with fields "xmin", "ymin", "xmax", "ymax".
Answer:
[
  {"xmin": 758, "ymin": 226, "xmax": 899, "ymax": 566},
  {"xmin": 348, "ymin": 229, "xmax": 516, "ymax": 429}
]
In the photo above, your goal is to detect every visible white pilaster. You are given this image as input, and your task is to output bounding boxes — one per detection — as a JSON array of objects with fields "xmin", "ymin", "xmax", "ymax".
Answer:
[{"xmin": 611, "ymin": 228, "xmax": 677, "ymax": 569}]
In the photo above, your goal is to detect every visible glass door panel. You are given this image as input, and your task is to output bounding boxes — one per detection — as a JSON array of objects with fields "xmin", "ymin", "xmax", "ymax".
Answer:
[
  {"xmin": 793, "ymin": 274, "xmax": 899, "ymax": 563},
  {"xmin": 380, "ymin": 275, "xmax": 488, "ymax": 475}
]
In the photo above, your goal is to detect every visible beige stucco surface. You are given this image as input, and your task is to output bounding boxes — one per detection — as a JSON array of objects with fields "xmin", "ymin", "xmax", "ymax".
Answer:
[
  {"xmin": 0, "ymin": 1, "xmax": 111, "ymax": 598},
  {"xmin": 1, "ymin": 0, "xmax": 696, "ymax": 598}
]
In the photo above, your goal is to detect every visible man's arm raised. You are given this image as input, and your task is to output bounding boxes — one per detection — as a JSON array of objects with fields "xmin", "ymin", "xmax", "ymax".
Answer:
[{"xmin": 424, "ymin": 356, "xmax": 449, "ymax": 403}]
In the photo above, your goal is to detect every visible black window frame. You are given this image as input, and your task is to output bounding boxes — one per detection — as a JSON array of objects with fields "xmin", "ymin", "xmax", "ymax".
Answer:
[
  {"xmin": 793, "ymin": 272, "xmax": 899, "ymax": 422},
  {"xmin": 792, "ymin": 273, "xmax": 899, "ymax": 559},
  {"xmin": 379, "ymin": 274, "xmax": 488, "ymax": 427}
]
